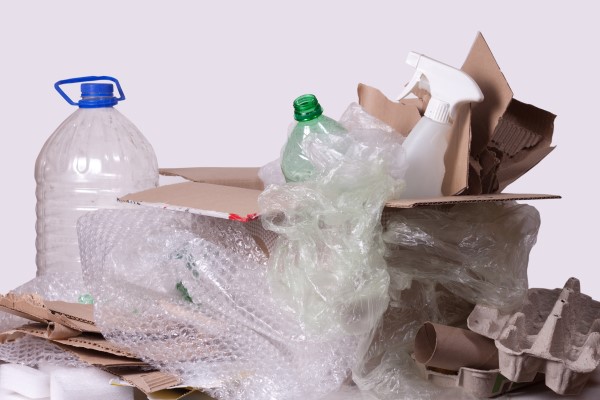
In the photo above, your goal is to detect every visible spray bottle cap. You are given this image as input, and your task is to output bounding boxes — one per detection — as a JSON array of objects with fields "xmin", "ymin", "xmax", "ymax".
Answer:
[{"xmin": 397, "ymin": 52, "xmax": 483, "ymax": 124}]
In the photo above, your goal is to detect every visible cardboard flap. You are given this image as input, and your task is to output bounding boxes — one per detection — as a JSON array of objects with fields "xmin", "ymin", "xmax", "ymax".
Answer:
[
  {"xmin": 120, "ymin": 181, "xmax": 261, "ymax": 222},
  {"xmin": 461, "ymin": 32, "xmax": 514, "ymax": 156},
  {"xmin": 462, "ymin": 33, "xmax": 556, "ymax": 194},
  {"xmin": 358, "ymin": 83, "xmax": 472, "ymax": 196},
  {"xmin": 385, "ymin": 193, "xmax": 560, "ymax": 209},
  {"xmin": 160, "ymin": 167, "xmax": 264, "ymax": 191},
  {"xmin": 357, "ymin": 83, "xmax": 422, "ymax": 135},
  {"xmin": 493, "ymin": 99, "xmax": 556, "ymax": 191}
]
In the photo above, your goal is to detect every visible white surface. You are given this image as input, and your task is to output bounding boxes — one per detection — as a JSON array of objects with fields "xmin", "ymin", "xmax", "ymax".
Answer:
[
  {"xmin": 0, "ymin": 2, "xmax": 598, "ymax": 397},
  {"xmin": 0, "ymin": 363, "xmax": 50, "ymax": 399},
  {"xmin": 50, "ymin": 366, "xmax": 134, "ymax": 400}
]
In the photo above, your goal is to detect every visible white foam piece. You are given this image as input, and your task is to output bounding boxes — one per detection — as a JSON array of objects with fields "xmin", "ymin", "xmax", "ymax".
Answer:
[
  {"xmin": 0, "ymin": 363, "xmax": 50, "ymax": 398},
  {"xmin": 0, "ymin": 388, "xmax": 49, "ymax": 400},
  {"xmin": 50, "ymin": 366, "xmax": 134, "ymax": 400}
]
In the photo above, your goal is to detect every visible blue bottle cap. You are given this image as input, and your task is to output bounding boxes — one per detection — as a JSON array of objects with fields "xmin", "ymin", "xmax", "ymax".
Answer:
[
  {"xmin": 81, "ymin": 83, "xmax": 114, "ymax": 97},
  {"xmin": 79, "ymin": 83, "xmax": 118, "ymax": 108},
  {"xmin": 55, "ymin": 76, "xmax": 126, "ymax": 108}
]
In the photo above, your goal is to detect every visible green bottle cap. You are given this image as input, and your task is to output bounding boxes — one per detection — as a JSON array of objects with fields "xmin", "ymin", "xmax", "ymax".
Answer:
[{"xmin": 293, "ymin": 94, "xmax": 323, "ymax": 122}]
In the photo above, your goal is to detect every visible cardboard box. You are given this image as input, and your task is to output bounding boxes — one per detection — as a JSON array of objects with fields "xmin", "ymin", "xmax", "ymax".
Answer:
[{"xmin": 120, "ymin": 33, "xmax": 558, "ymax": 220}]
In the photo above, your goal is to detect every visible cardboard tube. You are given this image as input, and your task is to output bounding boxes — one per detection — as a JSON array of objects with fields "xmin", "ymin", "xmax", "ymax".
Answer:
[{"xmin": 414, "ymin": 322, "xmax": 498, "ymax": 371}]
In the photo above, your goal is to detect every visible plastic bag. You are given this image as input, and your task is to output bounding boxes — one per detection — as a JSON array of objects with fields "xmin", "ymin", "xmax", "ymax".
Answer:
[{"xmin": 259, "ymin": 103, "xmax": 406, "ymax": 337}]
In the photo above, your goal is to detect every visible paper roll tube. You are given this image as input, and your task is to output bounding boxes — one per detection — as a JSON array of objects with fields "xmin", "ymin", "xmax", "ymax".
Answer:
[{"xmin": 414, "ymin": 321, "xmax": 499, "ymax": 371}]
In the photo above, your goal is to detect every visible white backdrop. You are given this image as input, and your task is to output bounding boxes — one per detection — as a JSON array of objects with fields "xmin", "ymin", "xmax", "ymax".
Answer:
[{"xmin": 0, "ymin": 2, "xmax": 597, "ymax": 301}]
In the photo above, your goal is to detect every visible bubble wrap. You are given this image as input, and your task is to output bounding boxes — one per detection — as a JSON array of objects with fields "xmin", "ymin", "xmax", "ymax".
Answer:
[
  {"xmin": 259, "ymin": 103, "xmax": 406, "ymax": 337},
  {"xmin": 0, "ymin": 336, "xmax": 88, "ymax": 368},
  {"xmin": 78, "ymin": 208, "xmax": 358, "ymax": 400}
]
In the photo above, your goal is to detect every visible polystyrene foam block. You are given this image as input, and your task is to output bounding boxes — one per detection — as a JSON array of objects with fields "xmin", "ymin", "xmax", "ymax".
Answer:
[
  {"xmin": 0, "ymin": 388, "xmax": 49, "ymax": 400},
  {"xmin": 0, "ymin": 363, "xmax": 50, "ymax": 398},
  {"xmin": 50, "ymin": 366, "xmax": 134, "ymax": 400}
]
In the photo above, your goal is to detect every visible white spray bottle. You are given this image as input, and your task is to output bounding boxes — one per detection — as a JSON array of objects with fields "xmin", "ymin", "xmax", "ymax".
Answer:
[{"xmin": 397, "ymin": 52, "xmax": 483, "ymax": 198}]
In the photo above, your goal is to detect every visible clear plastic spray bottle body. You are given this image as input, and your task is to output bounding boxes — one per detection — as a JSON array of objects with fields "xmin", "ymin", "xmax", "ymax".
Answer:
[
  {"xmin": 401, "ymin": 117, "xmax": 451, "ymax": 198},
  {"xmin": 35, "ymin": 105, "xmax": 158, "ymax": 275}
]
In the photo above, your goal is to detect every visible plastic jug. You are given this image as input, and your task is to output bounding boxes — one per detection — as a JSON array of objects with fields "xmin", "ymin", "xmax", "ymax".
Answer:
[{"xmin": 35, "ymin": 76, "xmax": 159, "ymax": 275}]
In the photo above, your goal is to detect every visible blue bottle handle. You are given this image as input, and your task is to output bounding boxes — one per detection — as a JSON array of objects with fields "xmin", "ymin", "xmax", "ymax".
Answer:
[{"xmin": 54, "ymin": 76, "xmax": 126, "ymax": 106}]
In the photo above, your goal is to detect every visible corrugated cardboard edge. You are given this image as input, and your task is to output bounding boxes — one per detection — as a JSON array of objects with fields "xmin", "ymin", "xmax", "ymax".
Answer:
[
  {"xmin": 385, "ymin": 193, "xmax": 560, "ymax": 209},
  {"xmin": 0, "ymin": 324, "xmax": 137, "ymax": 358},
  {"xmin": 122, "ymin": 175, "xmax": 560, "ymax": 220},
  {"xmin": 120, "ymin": 181, "xmax": 260, "ymax": 223},
  {"xmin": 0, "ymin": 293, "xmax": 100, "ymax": 334}
]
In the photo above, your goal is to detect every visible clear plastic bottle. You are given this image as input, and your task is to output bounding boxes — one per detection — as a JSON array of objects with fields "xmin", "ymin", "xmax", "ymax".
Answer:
[
  {"xmin": 35, "ymin": 76, "xmax": 159, "ymax": 275},
  {"xmin": 281, "ymin": 94, "xmax": 347, "ymax": 182}
]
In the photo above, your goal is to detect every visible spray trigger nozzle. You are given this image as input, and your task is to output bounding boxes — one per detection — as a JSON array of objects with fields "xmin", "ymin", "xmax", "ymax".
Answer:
[{"xmin": 396, "ymin": 52, "xmax": 483, "ymax": 124}]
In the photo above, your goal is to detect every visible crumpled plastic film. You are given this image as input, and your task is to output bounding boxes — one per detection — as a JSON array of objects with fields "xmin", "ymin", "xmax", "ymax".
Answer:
[
  {"xmin": 78, "ymin": 208, "xmax": 358, "ymax": 400},
  {"xmin": 259, "ymin": 103, "xmax": 406, "ymax": 337},
  {"xmin": 383, "ymin": 202, "xmax": 541, "ymax": 311},
  {"xmin": 351, "ymin": 202, "xmax": 540, "ymax": 399}
]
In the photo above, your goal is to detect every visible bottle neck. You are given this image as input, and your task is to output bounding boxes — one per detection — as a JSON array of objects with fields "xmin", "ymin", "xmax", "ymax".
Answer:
[
  {"xmin": 79, "ymin": 95, "xmax": 117, "ymax": 108},
  {"xmin": 293, "ymin": 94, "xmax": 323, "ymax": 122}
]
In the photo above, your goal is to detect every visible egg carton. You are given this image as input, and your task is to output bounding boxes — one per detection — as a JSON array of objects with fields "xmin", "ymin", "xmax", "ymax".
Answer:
[
  {"xmin": 414, "ymin": 360, "xmax": 542, "ymax": 398},
  {"xmin": 468, "ymin": 278, "xmax": 600, "ymax": 395}
]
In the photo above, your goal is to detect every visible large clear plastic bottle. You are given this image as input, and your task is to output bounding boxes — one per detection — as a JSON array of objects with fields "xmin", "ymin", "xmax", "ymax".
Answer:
[
  {"xmin": 281, "ymin": 94, "xmax": 347, "ymax": 182},
  {"xmin": 35, "ymin": 76, "xmax": 159, "ymax": 276}
]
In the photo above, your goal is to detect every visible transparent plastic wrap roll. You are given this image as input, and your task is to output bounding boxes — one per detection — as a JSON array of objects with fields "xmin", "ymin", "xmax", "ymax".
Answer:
[
  {"xmin": 78, "ymin": 208, "xmax": 359, "ymax": 400},
  {"xmin": 259, "ymin": 103, "xmax": 406, "ymax": 337}
]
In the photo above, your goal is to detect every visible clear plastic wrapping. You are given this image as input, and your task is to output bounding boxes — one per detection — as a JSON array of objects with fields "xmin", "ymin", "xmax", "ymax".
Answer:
[
  {"xmin": 259, "ymin": 103, "xmax": 406, "ymax": 337},
  {"xmin": 382, "ymin": 202, "xmax": 541, "ymax": 311},
  {"xmin": 352, "ymin": 202, "xmax": 540, "ymax": 399}
]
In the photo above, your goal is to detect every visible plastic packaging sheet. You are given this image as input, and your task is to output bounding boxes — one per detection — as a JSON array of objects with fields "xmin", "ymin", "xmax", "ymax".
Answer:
[
  {"xmin": 78, "ymin": 208, "xmax": 359, "ymax": 400},
  {"xmin": 383, "ymin": 202, "xmax": 540, "ymax": 311},
  {"xmin": 352, "ymin": 202, "xmax": 540, "ymax": 399},
  {"xmin": 259, "ymin": 103, "xmax": 406, "ymax": 337}
]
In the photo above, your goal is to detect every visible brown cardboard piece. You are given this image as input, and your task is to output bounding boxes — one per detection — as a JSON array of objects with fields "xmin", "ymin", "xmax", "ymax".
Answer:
[
  {"xmin": 160, "ymin": 167, "xmax": 264, "ymax": 191},
  {"xmin": 122, "ymin": 181, "xmax": 261, "ymax": 222},
  {"xmin": 0, "ymin": 293, "xmax": 183, "ymax": 395},
  {"xmin": 0, "ymin": 293, "xmax": 100, "ymax": 334},
  {"xmin": 121, "ymin": 169, "xmax": 559, "ymax": 220},
  {"xmin": 414, "ymin": 322, "xmax": 499, "ymax": 372},
  {"xmin": 462, "ymin": 34, "xmax": 556, "ymax": 194}
]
